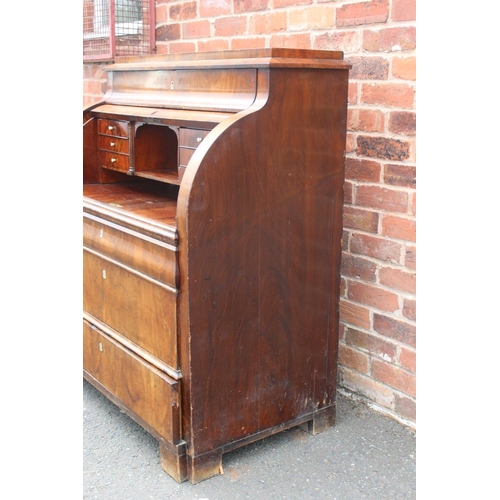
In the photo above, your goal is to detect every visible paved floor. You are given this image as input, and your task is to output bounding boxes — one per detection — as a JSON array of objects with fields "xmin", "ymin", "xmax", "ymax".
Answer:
[{"xmin": 83, "ymin": 380, "xmax": 416, "ymax": 499}]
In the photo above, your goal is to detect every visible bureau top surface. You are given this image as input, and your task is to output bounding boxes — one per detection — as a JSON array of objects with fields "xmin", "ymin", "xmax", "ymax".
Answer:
[{"xmin": 105, "ymin": 48, "xmax": 351, "ymax": 72}]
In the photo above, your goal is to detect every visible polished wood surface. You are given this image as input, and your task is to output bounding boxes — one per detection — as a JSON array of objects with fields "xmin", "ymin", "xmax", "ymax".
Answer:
[{"xmin": 83, "ymin": 49, "xmax": 350, "ymax": 483}]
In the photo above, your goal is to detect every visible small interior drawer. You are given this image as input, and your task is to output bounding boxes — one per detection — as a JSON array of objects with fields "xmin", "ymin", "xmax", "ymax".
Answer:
[
  {"xmin": 98, "ymin": 119, "xmax": 129, "ymax": 138},
  {"xmin": 179, "ymin": 128, "xmax": 209, "ymax": 148},
  {"xmin": 179, "ymin": 147, "xmax": 195, "ymax": 168},
  {"xmin": 99, "ymin": 150, "xmax": 130, "ymax": 171},
  {"xmin": 98, "ymin": 135, "xmax": 130, "ymax": 154}
]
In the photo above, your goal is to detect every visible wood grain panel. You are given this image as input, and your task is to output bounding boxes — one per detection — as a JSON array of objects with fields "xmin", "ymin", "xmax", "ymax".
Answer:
[
  {"xmin": 83, "ymin": 249, "xmax": 178, "ymax": 369},
  {"xmin": 83, "ymin": 320, "xmax": 181, "ymax": 442}
]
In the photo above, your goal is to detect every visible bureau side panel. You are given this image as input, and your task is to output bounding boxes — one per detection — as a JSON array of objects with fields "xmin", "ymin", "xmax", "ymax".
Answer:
[{"xmin": 178, "ymin": 66, "xmax": 349, "ymax": 457}]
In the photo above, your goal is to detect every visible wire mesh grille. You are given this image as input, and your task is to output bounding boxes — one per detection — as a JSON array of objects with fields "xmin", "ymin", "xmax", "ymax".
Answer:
[{"xmin": 83, "ymin": 0, "xmax": 154, "ymax": 61}]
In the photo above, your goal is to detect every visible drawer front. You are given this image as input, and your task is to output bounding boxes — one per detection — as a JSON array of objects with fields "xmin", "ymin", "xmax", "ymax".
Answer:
[
  {"xmin": 83, "ymin": 250, "xmax": 178, "ymax": 369},
  {"xmin": 179, "ymin": 128, "xmax": 209, "ymax": 148},
  {"xmin": 179, "ymin": 147, "xmax": 195, "ymax": 168},
  {"xmin": 98, "ymin": 119, "xmax": 129, "ymax": 138},
  {"xmin": 98, "ymin": 135, "xmax": 130, "ymax": 154},
  {"xmin": 99, "ymin": 150, "xmax": 130, "ymax": 171},
  {"xmin": 83, "ymin": 320, "xmax": 181, "ymax": 443},
  {"xmin": 83, "ymin": 215, "xmax": 178, "ymax": 288}
]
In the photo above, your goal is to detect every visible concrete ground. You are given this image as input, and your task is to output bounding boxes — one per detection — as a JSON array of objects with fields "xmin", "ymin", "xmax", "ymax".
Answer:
[{"xmin": 83, "ymin": 380, "xmax": 416, "ymax": 499}]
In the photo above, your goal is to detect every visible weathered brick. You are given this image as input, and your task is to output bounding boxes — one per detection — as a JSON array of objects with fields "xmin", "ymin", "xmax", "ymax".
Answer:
[
  {"xmin": 199, "ymin": 0, "xmax": 232, "ymax": 17},
  {"xmin": 340, "ymin": 299, "xmax": 371, "ymax": 329},
  {"xmin": 198, "ymin": 39, "xmax": 230, "ymax": 52},
  {"xmin": 341, "ymin": 253, "xmax": 377, "ymax": 282},
  {"xmin": 379, "ymin": 265, "xmax": 416, "ymax": 294},
  {"xmin": 392, "ymin": 56, "xmax": 416, "ymax": 80},
  {"xmin": 384, "ymin": 164, "xmax": 416, "ymax": 188},
  {"xmin": 154, "ymin": 43, "xmax": 169, "ymax": 55},
  {"xmin": 363, "ymin": 27, "xmax": 416, "ymax": 52},
  {"xmin": 250, "ymin": 11, "xmax": 287, "ymax": 34},
  {"xmin": 371, "ymin": 359, "xmax": 416, "ymax": 397},
  {"xmin": 289, "ymin": 6, "xmax": 335, "ymax": 31},
  {"xmin": 343, "ymin": 181, "xmax": 353, "ymax": 204},
  {"xmin": 169, "ymin": 41, "xmax": 197, "ymax": 53},
  {"xmin": 231, "ymin": 37, "xmax": 267, "ymax": 50},
  {"xmin": 339, "ymin": 367, "xmax": 394, "ymax": 409},
  {"xmin": 235, "ymin": 0, "xmax": 269, "ymax": 13},
  {"xmin": 214, "ymin": 16, "xmax": 247, "ymax": 37},
  {"xmin": 342, "ymin": 229, "xmax": 349, "ymax": 251},
  {"xmin": 394, "ymin": 394, "xmax": 416, "ymax": 421},
  {"xmin": 336, "ymin": 0, "xmax": 389, "ymax": 27},
  {"xmin": 351, "ymin": 233, "xmax": 402, "ymax": 263},
  {"xmin": 347, "ymin": 280, "xmax": 400, "ymax": 312},
  {"xmin": 155, "ymin": 5, "xmax": 168, "ymax": 24},
  {"xmin": 373, "ymin": 313, "xmax": 416, "ymax": 347},
  {"xmin": 381, "ymin": 215, "xmax": 415, "ymax": 242},
  {"xmin": 405, "ymin": 245, "xmax": 416, "ymax": 269},
  {"xmin": 274, "ymin": 0, "xmax": 312, "ymax": 7},
  {"xmin": 339, "ymin": 344, "xmax": 370, "ymax": 373},
  {"xmin": 156, "ymin": 23, "xmax": 181, "ymax": 42},
  {"xmin": 361, "ymin": 82, "xmax": 415, "ymax": 108},
  {"xmin": 357, "ymin": 136, "xmax": 410, "ymax": 161},
  {"xmin": 347, "ymin": 56, "xmax": 389, "ymax": 80},
  {"xmin": 183, "ymin": 20, "xmax": 211, "ymax": 39},
  {"xmin": 314, "ymin": 30, "xmax": 362, "ymax": 53},
  {"xmin": 345, "ymin": 157, "xmax": 381, "ymax": 182},
  {"xmin": 345, "ymin": 327, "xmax": 397, "ymax": 362},
  {"xmin": 356, "ymin": 185, "xmax": 409, "ymax": 213},
  {"xmin": 389, "ymin": 111, "xmax": 416, "ymax": 135},
  {"xmin": 402, "ymin": 298, "xmax": 416, "ymax": 322},
  {"xmin": 346, "ymin": 133, "xmax": 356, "ymax": 153},
  {"xmin": 343, "ymin": 206, "xmax": 379, "ymax": 233},
  {"xmin": 340, "ymin": 276, "xmax": 347, "ymax": 297},
  {"xmin": 170, "ymin": 1, "xmax": 197, "ymax": 21},
  {"xmin": 392, "ymin": 0, "xmax": 416, "ymax": 21},
  {"xmin": 400, "ymin": 346, "xmax": 416, "ymax": 373},
  {"xmin": 348, "ymin": 108, "xmax": 385, "ymax": 133},
  {"xmin": 270, "ymin": 33, "xmax": 312, "ymax": 48}
]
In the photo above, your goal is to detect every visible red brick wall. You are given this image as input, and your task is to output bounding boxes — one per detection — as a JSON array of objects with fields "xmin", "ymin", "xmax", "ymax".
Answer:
[{"xmin": 83, "ymin": 0, "xmax": 417, "ymax": 427}]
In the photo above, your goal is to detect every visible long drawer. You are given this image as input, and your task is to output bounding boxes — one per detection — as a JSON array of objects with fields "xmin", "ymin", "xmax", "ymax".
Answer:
[
  {"xmin": 83, "ymin": 320, "xmax": 181, "ymax": 443},
  {"xmin": 83, "ymin": 249, "xmax": 178, "ymax": 369},
  {"xmin": 83, "ymin": 213, "xmax": 178, "ymax": 288}
]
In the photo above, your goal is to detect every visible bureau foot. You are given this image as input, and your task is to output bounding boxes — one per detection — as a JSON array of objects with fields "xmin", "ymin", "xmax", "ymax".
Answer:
[
  {"xmin": 160, "ymin": 443, "xmax": 187, "ymax": 483},
  {"xmin": 300, "ymin": 405, "xmax": 336, "ymax": 435},
  {"xmin": 186, "ymin": 448, "xmax": 223, "ymax": 484}
]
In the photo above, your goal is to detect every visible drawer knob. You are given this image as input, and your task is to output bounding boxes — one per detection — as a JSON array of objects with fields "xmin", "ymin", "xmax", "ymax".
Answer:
[
  {"xmin": 108, "ymin": 125, "xmax": 114, "ymax": 130},
  {"xmin": 197, "ymin": 137, "xmax": 202, "ymax": 142},
  {"xmin": 110, "ymin": 142, "xmax": 115, "ymax": 147},
  {"xmin": 102, "ymin": 270, "xmax": 106, "ymax": 279},
  {"xmin": 111, "ymin": 158, "xmax": 117, "ymax": 163}
]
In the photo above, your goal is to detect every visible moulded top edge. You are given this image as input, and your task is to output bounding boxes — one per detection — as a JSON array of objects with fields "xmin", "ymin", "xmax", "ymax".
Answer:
[{"xmin": 103, "ymin": 49, "xmax": 350, "ymax": 72}]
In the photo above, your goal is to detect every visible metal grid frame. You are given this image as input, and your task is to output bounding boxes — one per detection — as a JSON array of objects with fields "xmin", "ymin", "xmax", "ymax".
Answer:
[{"xmin": 83, "ymin": 0, "xmax": 155, "ymax": 62}]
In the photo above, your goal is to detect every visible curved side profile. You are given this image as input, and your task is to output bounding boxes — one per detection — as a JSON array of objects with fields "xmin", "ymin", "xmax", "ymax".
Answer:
[{"xmin": 83, "ymin": 49, "xmax": 350, "ymax": 484}]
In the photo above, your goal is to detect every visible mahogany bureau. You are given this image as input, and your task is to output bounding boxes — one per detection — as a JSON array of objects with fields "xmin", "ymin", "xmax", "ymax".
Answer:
[{"xmin": 83, "ymin": 48, "xmax": 350, "ymax": 483}]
